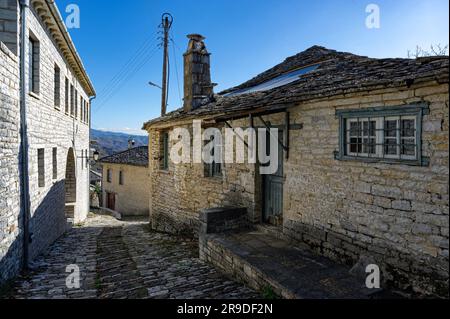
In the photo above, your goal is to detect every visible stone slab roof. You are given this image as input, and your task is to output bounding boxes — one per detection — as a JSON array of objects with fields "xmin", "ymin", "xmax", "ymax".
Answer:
[
  {"xmin": 99, "ymin": 146, "xmax": 149, "ymax": 167},
  {"xmin": 143, "ymin": 46, "xmax": 449, "ymax": 129}
]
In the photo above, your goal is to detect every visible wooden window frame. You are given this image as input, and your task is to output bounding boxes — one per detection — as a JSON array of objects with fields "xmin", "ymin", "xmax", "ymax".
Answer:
[
  {"xmin": 335, "ymin": 104, "xmax": 430, "ymax": 166},
  {"xmin": 107, "ymin": 168, "xmax": 112, "ymax": 183},
  {"xmin": 160, "ymin": 131, "xmax": 169, "ymax": 171},
  {"xmin": 119, "ymin": 170, "xmax": 124, "ymax": 185},
  {"xmin": 52, "ymin": 147, "xmax": 57, "ymax": 180},
  {"xmin": 70, "ymin": 84, "xmax": 75, "ymax": 116},
  {"xmin": 64, "ymin": 77, "xmax": 69, "ymax": 114},
  {"xmin": 38, "ymin": 148, "xmax": 45, "ymax": 187},
  {"xmin": 54, "ymin": 64, "xmax": 61, "ymax": 109},
  {"xmin": 28, "ymin": 35, "xmax": 40, "ymax": 95}
]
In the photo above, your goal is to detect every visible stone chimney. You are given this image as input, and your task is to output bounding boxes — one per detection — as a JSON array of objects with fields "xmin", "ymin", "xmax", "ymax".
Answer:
[{"xmin": 183, "ymin": 34, "xmax": 214, "ymax": 112}]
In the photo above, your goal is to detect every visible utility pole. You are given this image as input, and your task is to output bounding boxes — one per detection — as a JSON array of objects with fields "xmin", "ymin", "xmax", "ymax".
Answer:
[{"xmin": 160, "ymin": 13, "xmax": 173, "ymax": 116}]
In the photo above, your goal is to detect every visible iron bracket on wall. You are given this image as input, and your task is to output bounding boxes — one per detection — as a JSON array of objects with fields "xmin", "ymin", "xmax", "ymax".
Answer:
[{"xmin": 257, "ymin": 114, "xmax": 290, "ymax": 158}]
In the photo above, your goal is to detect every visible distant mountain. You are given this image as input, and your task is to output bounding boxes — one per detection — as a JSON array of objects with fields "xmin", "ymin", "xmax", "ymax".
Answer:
[{"xmin": 90, "ymin": 129, "xmax": 148, "ymax": 158}]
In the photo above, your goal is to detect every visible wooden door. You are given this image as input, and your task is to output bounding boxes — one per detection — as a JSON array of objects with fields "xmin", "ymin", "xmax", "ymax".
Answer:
[
  {"xmin": 263, "ymin": 129, "xmax": 284, "ymax": 224},
  {"xmin": 107, "ymin": 192, "xmax": 115, "ymax": 211}
]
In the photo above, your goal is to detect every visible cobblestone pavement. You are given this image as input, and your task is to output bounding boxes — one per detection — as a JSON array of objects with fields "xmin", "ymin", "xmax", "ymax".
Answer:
[{"xmin": 9, "ymin": 213, "xmax": 260, "ymax": 299}]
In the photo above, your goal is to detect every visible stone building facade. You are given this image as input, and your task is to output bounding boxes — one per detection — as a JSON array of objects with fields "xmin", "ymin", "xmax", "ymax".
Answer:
[
  {"xmin": 0, "ymin": 0, "xmax": 95, "ymax": 285},
  {"xmin": 143, "ymin": 38, "xmax": 449, "ymax": 296},
  {"xmin": 100, "ymin": 146, "xmax": 150, "ymax": 218}
]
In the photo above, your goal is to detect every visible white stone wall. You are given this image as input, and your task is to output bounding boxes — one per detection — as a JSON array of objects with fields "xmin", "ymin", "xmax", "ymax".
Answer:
[
  {"xmin": 25, "ymin": 5, "xmax": 91, "ymax": 260},
  {"xmin": 0, "ymin": 42, "xmax": 21, "ymax": 284},
  {"xmin": 0, "ymin": 2, "xmax": 92, "ymax": 285}
]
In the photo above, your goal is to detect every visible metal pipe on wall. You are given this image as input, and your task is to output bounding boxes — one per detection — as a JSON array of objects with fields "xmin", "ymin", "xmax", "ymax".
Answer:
[{"xmin": 18, "ymin": 0, "xmax": 31, "ymax": 271}]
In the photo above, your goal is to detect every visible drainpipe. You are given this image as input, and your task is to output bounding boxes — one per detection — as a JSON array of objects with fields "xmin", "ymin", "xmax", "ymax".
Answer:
[
  {"xmin": 19, "ymin": 0, "xmax": 31, "ymax": 271},
  {"xmin": 88, "ymin": 96, "xmax": 96, "ymax": 210}
]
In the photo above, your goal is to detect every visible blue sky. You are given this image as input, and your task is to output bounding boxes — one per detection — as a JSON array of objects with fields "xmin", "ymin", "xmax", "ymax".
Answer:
[{"xmin": 56, "ymin": 0, "xmax": 449, "ymax": 135}]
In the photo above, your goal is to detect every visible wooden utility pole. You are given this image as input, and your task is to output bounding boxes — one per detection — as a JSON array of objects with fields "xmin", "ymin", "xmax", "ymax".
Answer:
[{"xmin": 161, "ymin": 13, "xmax": 173, "ymax": 116}]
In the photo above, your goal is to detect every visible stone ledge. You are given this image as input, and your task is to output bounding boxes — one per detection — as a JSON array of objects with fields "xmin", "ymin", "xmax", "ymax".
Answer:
[
  {"xmin": 200, "ymin": 229, "xmax": 378, "ymax": 299},
  {"xmin": 199, "ymin": 207, "xmax": 249, "ymax": 235}
]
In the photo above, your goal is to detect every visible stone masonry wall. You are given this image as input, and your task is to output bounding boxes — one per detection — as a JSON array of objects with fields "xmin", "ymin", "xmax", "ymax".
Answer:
[
  {"xmin": 280, "ymin": 82, "xmax": 449, "ymax": 297},
  {"xmin": 0, "ymin": 41, "xmax": 22, "ymax": 285},
  {"xmin": 102, "ymin": 163, "xmax": 150, "ymax": 217},
  {"xmin": 148, "ymin": 122, "xmax": 259, "ymax": 237},
  {"xmin": 148, "ymin": 81, "xmax": 448, "ymax": 296},
  {"xmin": 25, "ymin": 5, "xmax": 91, "ymax": 261},
  {"xmin": 0, "ymin": 3, "xmax": 91, "ymax": 286}
]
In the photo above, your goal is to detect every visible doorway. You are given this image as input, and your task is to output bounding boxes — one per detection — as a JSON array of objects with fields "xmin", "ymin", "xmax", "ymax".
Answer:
[
  {"xmin": 106, "ymin": 192, "xmax": 116, "ymax": 211},
  {"xmin": 262, "ymin": 129, "xmax": 284, "ymax": 225},
  {"xmin": 65, "ymin": 148, "xmax": 77, "ymax": 220}
]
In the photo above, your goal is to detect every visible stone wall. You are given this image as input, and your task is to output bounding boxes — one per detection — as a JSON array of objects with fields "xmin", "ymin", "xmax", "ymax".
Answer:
[
  {"xmin": 148, "ymin": 81, "xmax": 448, "ymax": 296},
  {"xmin": 0, "ymin": 3, "xmax": 91, "ymax": 285},
  {"xmin": 280, "ymin": 82, "xmax": 449, "ymax": 297},
  {"xmin": 25, "ymin": 5, "xmax": 91, "ymax": 260},
  {"xmin": 102, "ymin": 163, "xmax": 150, "ymax": 217},
  {"xmin": 0, "ymin": 41, "xmax": 22, "ymax": 285},
  {"xmin": 148, "ymin": 123, "xmax": 259, "ymax": 237}
]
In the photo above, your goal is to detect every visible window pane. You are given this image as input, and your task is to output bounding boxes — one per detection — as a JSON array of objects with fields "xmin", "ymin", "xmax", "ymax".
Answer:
[
  {"xmin": 401, "ymin": 119, "xmax": 415, "ymax": 137},
  {"xmin": 384, "ymin": 138, "xmax": 398, "ymax": 155},
  {"xmin": 363, "ymin": 121, "xmax": 376, "ymax": 137},
  {"xmin": 385, "ymin": 120, "xmax": 398, "ymax": 137},
  {"xmin": 363, "ymin": 138, "xmax": 376, "ymax": 154},
  {"xmin": 349, "ymin": 122, "xmax": 360, "ymax": 136},
  {"xmin": 401, "ymin": 139, "xmax": 416, "ymax": 156},
  {"xmin": 349, "ymin": 138, "xmax": 361, "ymax": 153}
]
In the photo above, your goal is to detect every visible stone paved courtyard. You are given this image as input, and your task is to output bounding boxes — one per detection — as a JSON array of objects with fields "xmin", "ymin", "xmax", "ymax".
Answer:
[{"xmin": 7, "ymin": 213, "xmax": 259, "ymax": 299}]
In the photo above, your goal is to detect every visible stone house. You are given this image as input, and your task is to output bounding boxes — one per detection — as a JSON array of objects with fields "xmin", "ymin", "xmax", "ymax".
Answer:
[
  {"xmin": 143, "ymin": 35, "xmax": 449, "ymax": 296},
  {"xmin": 0, "ymin": 0, "xmax": 95, "ymax": 285},
  {"xmin": 99, "ymin": 146, "xmax": 150, "ymax": 218}
]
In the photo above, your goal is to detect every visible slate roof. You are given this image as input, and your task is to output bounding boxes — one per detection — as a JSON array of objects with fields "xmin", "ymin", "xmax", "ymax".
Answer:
[
  {"xmin": 99, "ymin": 146, "xmax": 149, "ymax": 167},
  {"xmin": 143, "ymin": 46, "xmax": 449, "ymax": 129}
]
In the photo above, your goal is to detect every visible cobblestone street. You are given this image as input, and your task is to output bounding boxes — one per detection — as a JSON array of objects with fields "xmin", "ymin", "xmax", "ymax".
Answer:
[{"xmin": 8, "ymin": 213, "xmax": 259, "ymax": 299}]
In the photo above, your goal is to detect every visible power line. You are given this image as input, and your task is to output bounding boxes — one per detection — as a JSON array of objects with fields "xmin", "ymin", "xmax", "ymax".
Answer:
[
  {"xmin": 95, "ymin": 37, "xmax": 156, "ymax": 99},
  {"xmin": 170, "ymin": 35, "xmax": 183, "ymax": 107},
  {"xmin": 95, "ymin": 44, "xmax": 159, "ymax": 109},
  {"xmin": 94, "ymin": 45, "xmax": 160, "ymax": 114}
]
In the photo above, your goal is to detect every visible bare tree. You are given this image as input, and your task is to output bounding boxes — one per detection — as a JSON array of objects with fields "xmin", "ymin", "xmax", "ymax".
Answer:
[{"xmin": 408, "ymin": 44, "xmax": 449, "ymax": 58}]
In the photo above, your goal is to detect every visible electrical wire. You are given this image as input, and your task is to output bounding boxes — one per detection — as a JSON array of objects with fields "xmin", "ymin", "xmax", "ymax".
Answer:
[
  {"xmin": 170, "ymin": 35, "xmax": 183, "ymax": 107},
  {"xmin": 95, "ymin": 37, "xmax": 156, "ymax": 99},
  {"xmin": 94, "ymin": 45, "xmax": 161, "ymax": 114}
]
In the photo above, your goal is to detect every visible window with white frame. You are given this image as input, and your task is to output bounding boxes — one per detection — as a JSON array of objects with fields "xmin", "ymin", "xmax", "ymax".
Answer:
[
  {"xmin": 346, "ymin": 116, "xmax": 417, "ymax": 160},
  {"xmin": 336, "ymin": 105, "xmax": 429, "ymax": 166}
]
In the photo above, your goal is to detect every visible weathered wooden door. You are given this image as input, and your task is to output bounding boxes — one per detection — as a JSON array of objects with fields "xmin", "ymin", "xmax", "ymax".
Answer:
[
  {"xmin": 107, "ymin": 192, "xmax": 115, "ymax": 211},
  {"xmin": 263, "ymin": 130, "xmax": 284, "ymax": 224}
]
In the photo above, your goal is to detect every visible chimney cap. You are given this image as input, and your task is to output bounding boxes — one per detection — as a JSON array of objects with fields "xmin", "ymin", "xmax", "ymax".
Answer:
[{"xmin": 187, "ymin": 34, "xmax": 206, "ymax": 41}]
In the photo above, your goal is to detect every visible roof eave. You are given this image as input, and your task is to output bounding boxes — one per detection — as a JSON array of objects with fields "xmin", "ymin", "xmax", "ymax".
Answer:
[{"xmin": 33, "ymin": 0, "xmax": 96, "ymax": 97}]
